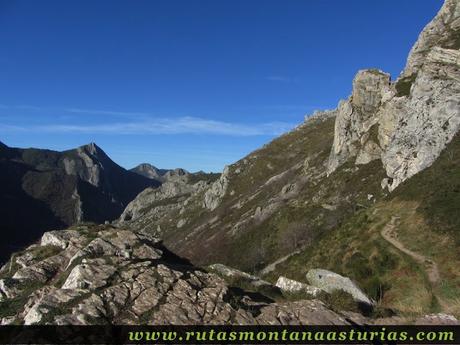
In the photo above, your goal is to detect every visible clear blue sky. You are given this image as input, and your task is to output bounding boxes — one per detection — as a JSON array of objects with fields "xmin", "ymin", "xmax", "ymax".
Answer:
[{"xmin": 0, "ymin": 0, "xmax": 442, "ymax": 172}]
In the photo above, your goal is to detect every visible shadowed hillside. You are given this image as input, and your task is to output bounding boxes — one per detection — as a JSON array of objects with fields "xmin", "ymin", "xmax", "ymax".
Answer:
[{"xmin": 0, "ymin": 142, "xmax": 159, "ymax": 263}]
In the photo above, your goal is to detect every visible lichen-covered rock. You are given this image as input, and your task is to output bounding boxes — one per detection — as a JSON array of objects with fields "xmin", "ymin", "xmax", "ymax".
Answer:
[
  {"xmin": 275, "ymin": 276, "xmax": 321, "ymax": 297},
  {"xmin": 41, "ymin": 230, "xmax": 85, "ymax": 249},
  {"xmin": 208, "ymin": 263, "xmax": 273, "ymax": 289},
  {"xmin": 61, "ymin": 259, "xmax": 117, "ymax": 290},
  {"xmin": 306, "ymin": 269, "xmax": 374, "ymax": 306}
]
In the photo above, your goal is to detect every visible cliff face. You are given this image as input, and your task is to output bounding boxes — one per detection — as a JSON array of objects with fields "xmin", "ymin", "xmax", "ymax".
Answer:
[
  {"xmin": 326, "ymin": 69, "xmax": 391, "ymax": 174},
  {"xmin": 0, "ymin": 142, "xmax": 158, "ymax": 263},
  {"xmin": 327, "ymin": 0, "xmax": 460, "ymax": 191}
]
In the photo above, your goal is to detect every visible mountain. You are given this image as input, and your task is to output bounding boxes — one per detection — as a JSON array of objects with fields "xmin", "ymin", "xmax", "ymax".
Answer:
[
  {"xmin": 119, "ymin": 0, "xmax": 460, "ymax": 318},
  {"xmin": 1, "ymin": 0, "xmax": 459, "ymax": 325},
  {"xmin": 131, "ymin": 163, "xmax": 220, "ymax": 184},
  {"xmin": 0, "ymin": 142, "xmax": 159, "ymax": 263},
  {"xmin": 130, "ymin": 163, "xmax": 169, "ymax": 181}
]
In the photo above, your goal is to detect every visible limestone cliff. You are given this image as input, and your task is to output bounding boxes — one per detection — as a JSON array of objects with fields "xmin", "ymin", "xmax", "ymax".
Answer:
[{"xmin": 327, "ymin": 0, "xmax": 460, "ymax": 191}]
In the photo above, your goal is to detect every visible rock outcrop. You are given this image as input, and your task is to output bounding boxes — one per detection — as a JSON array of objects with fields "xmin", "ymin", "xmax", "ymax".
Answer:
[
  {"xmin": 203, "ymin": 166, "xmax": 230, "ymax": 210},
  {"xmin": 120, "ymin": 181, "xmax": 205, "ymax": 223},
  {"xmin": 0, "ymin": 225, "xmax": 358, "ymax": 325},
  {"xmin": 208, "ymin": 263, "xmax": 273, "ymax": 290},
  {"xmin": 327, "ymin": 0, "xmax": 460, "ymax": 191},
  {"xmin": 306, "ymin": 269, "xmax": 374, "ymax": 307},
  {"xmin": 1, "ymin": 226, "xmax": 458, "ymax": 326},
  {"xmin": 275, "ymin": 276, "xmax": 321, "ymax": 297},
  {"xmin": 327, "ymin": 69, "xmax": 391, "ymax": 174},
  {"xmin": 118, "ymin": 172, "xmax": 219, "ymax": 234}
]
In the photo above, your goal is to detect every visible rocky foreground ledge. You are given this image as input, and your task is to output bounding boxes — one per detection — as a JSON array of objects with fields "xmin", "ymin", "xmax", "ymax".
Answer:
[{"xmin": 0, "ymin": 225, "xmax": 457, "ymax": 326}]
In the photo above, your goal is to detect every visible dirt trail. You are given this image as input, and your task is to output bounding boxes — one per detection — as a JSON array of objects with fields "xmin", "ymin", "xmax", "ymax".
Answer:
[
  {"xmin": 381, "ymin": 216, "xmax": 440, "ymax": 285},
  {"xmin": 259, "ymin": 250, "xmax": 301, "ymax": 276}
]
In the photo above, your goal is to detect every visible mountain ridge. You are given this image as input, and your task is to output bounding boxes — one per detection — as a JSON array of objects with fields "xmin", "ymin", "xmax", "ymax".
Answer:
[{"xmin": 0, "ymin": 141, "xmax": 159, "ymax": 263}]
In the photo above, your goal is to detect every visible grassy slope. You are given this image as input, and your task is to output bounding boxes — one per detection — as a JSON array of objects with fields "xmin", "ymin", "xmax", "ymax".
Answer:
[
  {"xmin": 269, "ymin": 133, "xmax": 460, "ymax": 318},
  {"xmin": 127, "ymin": 109, "xmax": 459, "ymax": 319},
  {"xmin": 136, "ymin": 117, "xmax": 336, "ymax": 266},
  {"xmin": 134, "ymin": 116, "xmax": 387, "ymax": 277}
]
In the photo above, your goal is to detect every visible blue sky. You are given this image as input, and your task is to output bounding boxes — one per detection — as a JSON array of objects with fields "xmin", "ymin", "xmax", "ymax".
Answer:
[{"xmin": 0, "ymin": 0, "xmax": 442, "ymax": 172}]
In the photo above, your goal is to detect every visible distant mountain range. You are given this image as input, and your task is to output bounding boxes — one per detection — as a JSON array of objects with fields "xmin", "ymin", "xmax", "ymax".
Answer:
[
  {"xmin": 0, "ymin": 141, "xmax": 159, "ymax": 262},
  {"xmin": 130, "ymin": 163, "xmax": 189, "ymax": 182}
]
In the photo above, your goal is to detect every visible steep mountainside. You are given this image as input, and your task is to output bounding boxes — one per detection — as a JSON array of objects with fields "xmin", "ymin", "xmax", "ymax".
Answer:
[
  {"xmin": 0, "ymin": 142, "xmax": 158, "ymax": 263},
  {"xmin": 121, "ymin": 113, "xmax": 387, "ymax": 274},
  {"xmin": 119, "ymin": 0, "xmax": 460, "ymax": 318}
]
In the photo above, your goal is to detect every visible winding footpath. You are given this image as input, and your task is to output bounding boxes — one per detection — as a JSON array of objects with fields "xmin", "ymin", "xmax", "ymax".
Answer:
[{"xmin": 381, "ymin": 216, "xmax": 440, "ymax": 285}]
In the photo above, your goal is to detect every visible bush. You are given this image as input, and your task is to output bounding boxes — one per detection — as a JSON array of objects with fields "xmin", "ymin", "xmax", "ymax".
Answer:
[
  {"xmin": 319, "ymin": 290, "xmax": 359, "ymax": 312},
  {"xmin": 395, "ymin": 74, "xmax": 417, "ymax": 97}
]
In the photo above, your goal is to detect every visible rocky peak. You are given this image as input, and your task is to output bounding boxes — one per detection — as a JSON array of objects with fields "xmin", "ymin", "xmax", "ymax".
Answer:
[
  {"xmin": 0, "ymin": 141, "xmax": 157, "ymax": 264},
  {"xmin": 79, "ymin": 142, "xmax": 101, "ymax": 156},
  {"xmin": 130, "ymin": 163, "xmax": 164, "ymax": 180},
  {"xmin": 327, "ymin": 0, "xmax": 460, "ymax": 191},
  {"xmin": 76, "ymin": 142, "xmax": 113, "ymax": 168},
  {"xmin": 327, "ymin": 69, "xmax": 391, "ymax": 173},
  {"xmin": 351, "ymin": 69, "xmax": 391, "ymax": 113},
  {"xmin": 401, "ymin": 0, "xmax": 460, "ymax": 80}
]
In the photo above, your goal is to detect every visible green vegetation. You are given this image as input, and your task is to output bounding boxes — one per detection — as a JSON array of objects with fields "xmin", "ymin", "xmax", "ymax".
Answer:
[
  {"xmin": 319, "ymin": 290, "xmax": 363, "ymax": 314},
  {"xmin": 28, "ymin": 245, "xmax": 61, "ymax": 261},
  {"xmin": 441, "ymin": 28, "xmax": 460, "ymax": 50},
  {"xmin": 393, "ymin": 133, "xmax": 460, "ymax": 245},
  {"xmin": 0, "ymin": 245, "xmax": 61, "ymax": 280},
  {"xmin": 266, "ymin": 134, "xmax": 460, "ymax": 318},
  {"xmin": 395, "ymin": 74, "xmax": 417, "ymax": 97},
  {"xmin": 0, "ymin": 280, "xmax": 44, "ymax": 319},
  {"xmin": 188, "ymin": 172, "xmax": 221, "ymax": 184},
  {"xmin": 37, "ymin": 291, "xmax": 93, "ymax": 325},
  {"xmin": 367, "ymin": 124, "xmax": 380, "ymax": 145}
]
